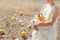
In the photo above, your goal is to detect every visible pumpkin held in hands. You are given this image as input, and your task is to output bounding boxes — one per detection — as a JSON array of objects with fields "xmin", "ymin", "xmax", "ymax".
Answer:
[{"xmin": 37, "ymin": 14, "xmax": 46, "ymax": 22}]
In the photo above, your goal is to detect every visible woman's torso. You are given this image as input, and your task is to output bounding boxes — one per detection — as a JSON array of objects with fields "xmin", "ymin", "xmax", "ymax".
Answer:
[{"xmin": 38, "ymin": 4, "xmax": 58, "ymax": 33}]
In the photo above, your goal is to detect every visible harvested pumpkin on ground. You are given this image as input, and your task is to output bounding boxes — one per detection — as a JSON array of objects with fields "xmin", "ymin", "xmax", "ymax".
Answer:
[
  {"xmin": 0, "ymin": 30, "xmax": 5, "ymax": 35},
  {"xmin": 21, "ymin": 31, "xmax": 27, "ymax": 38},
  {"xmin": 19, "ymin": 23, "xmax": 25, "ymax": 26},
  {"xmin": 18, "ymin": 20, "xmax": 25, "ymax": 26}
]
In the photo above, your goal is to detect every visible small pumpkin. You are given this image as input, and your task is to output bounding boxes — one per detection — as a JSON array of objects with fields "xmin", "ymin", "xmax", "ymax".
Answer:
[
  {"xmin": 0, "ymin": 30, "xmax": 5, "ymax": 35},
  {"xmin": 19, "ymin": 20, "xmax": 25, "ymax": 26},
  {"xmin": 21, "ymin": 31, "xmax": 27, "ymax": 38},
  {"xmin": 37, "ymin": 14, "xmax": 46, "ymax": 22}
]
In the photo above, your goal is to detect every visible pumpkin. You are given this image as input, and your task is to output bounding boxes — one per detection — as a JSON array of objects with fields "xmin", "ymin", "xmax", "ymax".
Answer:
[
  {"xmin": 21, "ymin": 31, "xmax": 27, "ymax": 38},
  {"xmin": 0, "ymin": 30, "xmax": 5, "ymax": 35},
  {"xmin": 37, "ymin": 15, "xmax": 46, "ymax": 22},
  {"xmin": 19, "ymin": 20, "xmax": 25, "ymax": 26}
]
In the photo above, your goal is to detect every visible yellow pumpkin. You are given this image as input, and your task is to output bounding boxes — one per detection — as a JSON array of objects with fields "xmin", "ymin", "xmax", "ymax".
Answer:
[
  {"xmin": 37, "ymin": 15, "xmax": 46, "ymax": 22},
  {"xmin": 21, "ymin": 31, "xmax": 27, "ymax": 38},
  {"xmin": 0, "ymin": 30, "xmax": 5, "ymax": 35}
]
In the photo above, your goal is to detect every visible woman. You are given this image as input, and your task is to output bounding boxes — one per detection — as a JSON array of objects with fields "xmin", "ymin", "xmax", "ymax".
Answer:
[{"xmin": 32, "ymin": 0, "xmax": 59, "ymax": 40}]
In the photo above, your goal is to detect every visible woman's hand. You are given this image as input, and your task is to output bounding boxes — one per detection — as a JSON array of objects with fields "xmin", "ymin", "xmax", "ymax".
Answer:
[{"xmin": 33, "ymin": 24, "xmax": 39, "ymax": 31}]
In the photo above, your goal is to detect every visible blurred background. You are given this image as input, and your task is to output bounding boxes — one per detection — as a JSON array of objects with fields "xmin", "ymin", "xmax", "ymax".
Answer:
[{"xmin": 0, "ymin": 0, "xmax": 60, "ymax": 40}]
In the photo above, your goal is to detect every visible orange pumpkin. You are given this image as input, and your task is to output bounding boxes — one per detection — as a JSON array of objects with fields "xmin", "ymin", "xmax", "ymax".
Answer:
[
  {"xmin": 21, "ymin": 31, "xmax": 27, "ymax": 38},
  {"xmin": 37, "ymin": 15, "xmax": 46, "ymax": 22},
  {"xmin": 0, "ymin": 30, "xmax": 5, "ymax": 35}
]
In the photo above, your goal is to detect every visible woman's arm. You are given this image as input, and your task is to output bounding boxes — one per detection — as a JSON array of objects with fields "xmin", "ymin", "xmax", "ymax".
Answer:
[{"xmin": 35, "ymin": 7, "xmax": 59, "ymax": 27}]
